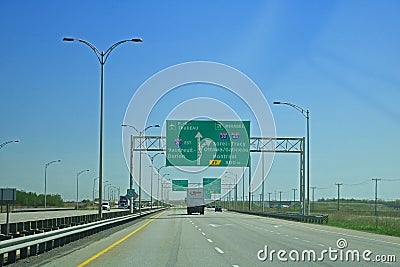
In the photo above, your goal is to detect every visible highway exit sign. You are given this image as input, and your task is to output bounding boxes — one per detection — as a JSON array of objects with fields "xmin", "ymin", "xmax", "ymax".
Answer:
[
  {"xmin": 172, "ymin": 179, "xmax": 188, "ymax": 191},
  {"xmin": 166, "ymin": 120, "xmax": 250, "ymax": 167},
  {"xmin": 203, "ymin": 178, "xmax": 221, "ymax": 199}
]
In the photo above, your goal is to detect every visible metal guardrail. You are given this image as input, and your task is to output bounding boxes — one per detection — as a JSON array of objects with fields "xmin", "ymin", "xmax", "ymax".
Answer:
[
  {"xmin": 12, "ymin": 208, "xmax": 76, "ymax": 212},
  {"xmin": 228, "ymin": 209, "xmax": 328, "ymax": 224},
  {"xmin": 0, "ymin": 208, "xmax": 166, "ymax": 266},
  {"xmin": 1, "ymin": 210, "xmax": 131, "ymax": 237}
]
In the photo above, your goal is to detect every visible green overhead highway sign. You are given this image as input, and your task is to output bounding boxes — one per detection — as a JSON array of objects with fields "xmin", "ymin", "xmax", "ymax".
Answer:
[
  {"xmin": 203, "ymin": 178, "xmax": 221, "ymax": 199},
  {"xmin": 172, "ymin": 179, "xmax": 188, "ymax": 191},
  {"xmin": 166, "ymin": 120, "xmax": 250, "ymax": 167}
]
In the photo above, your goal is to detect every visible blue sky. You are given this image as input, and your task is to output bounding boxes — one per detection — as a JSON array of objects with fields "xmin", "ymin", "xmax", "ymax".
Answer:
[{"xmin": 0, "ymin": 1, "xmax": 399, "ymax": 202}]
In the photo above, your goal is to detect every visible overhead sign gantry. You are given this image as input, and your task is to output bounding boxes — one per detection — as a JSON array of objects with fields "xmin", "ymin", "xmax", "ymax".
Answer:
[{"xmin": 166, "ymin": 120, "xmax": 250, "ymax": 167}]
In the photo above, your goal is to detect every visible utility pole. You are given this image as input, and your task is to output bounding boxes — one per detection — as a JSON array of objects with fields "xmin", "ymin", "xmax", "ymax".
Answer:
[
  {"xmin": 372, "ymin": 178, "xmax": 381, "ymax": 229},
  {"xmin": 311, "ymin": 186, "xmax": 316, "ymax": 213},
  {"xmin": 279, "ymin": 191, "xmax": 283, "ymax": 209},
  {"xmin": 292, "ymin": 188, "xmax": 297, "ymax": 212},
  {"xmin": 268, "ymin": 192, "xmax": 272, "ymax": 209},
  {"xmin": 335, "ymin": 183, "xmax": 342, "ymax": 211}
]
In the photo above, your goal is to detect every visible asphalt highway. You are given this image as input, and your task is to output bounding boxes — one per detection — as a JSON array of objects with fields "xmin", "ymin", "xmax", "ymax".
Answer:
[{"xmin": 26, "ymin": 208, "xmax": 400, "ymax": 266}]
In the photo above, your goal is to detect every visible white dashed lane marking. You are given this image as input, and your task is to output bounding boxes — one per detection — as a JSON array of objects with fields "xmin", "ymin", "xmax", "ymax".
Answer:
[
  {"xmin": 207, "ymin": 239, "xmax": 213, "ymax": 243},
  {"xmin": 215, "ymin": 247, "xmax": 224, "ymax": 254}
]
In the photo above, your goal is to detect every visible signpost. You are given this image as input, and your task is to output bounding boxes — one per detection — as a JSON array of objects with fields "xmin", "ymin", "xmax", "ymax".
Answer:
[
  {"xmin": 1, "ymin": 188, "xmax": 16, "ymax": 236},
  {"xmin": 172, "ymin": 179, "xmax": 189, "ymax": 191},
  {"xmin": 203, "ymin": 178, "xmax": 221, "ymax": 199},
  {"xmin": 166, "ymin": 120, "xmax": 250, "ymax": 167}
]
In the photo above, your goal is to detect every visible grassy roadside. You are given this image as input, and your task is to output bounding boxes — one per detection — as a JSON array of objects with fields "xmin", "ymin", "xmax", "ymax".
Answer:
[
  {"xmin": 324, "ymin": 210, "xmax": 400, "ymax": 237},
  {"xmin": 227, "ymin": 201, "xmax": 400, "ymax": 237}
]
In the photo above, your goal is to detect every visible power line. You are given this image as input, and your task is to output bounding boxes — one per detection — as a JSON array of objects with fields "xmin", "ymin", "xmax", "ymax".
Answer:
[
  {"xmin": 381, "ymin": 178, "xmax": 400, "ymax": 182},
  {"xmin": 343, "ymin": 179, "xmax": 370, "ymax": 186}
]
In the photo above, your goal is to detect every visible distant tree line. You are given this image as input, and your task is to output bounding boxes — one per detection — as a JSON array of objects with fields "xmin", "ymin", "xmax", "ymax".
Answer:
[
  {"xmin": 318, "ymin": 198, "xmax": 400, "ymax": 205},
  {"xmin": 11, "ymin": 190, "xmax": 64, "ymax": 207}
]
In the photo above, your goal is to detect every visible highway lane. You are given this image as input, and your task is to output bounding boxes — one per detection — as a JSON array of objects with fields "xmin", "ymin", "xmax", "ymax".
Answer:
[{"xmin": 36, "ymin": 208, "xmax": 398, "ymax": 267}]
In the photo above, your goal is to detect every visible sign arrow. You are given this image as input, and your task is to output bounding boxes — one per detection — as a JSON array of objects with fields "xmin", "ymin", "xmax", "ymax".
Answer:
[{"xmin": 195, "ymin": 132, "xmax": 203, "ymax": 165}]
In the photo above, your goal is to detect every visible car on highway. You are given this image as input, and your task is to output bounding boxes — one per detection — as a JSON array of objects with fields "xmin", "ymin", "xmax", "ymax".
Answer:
[
  {"xmin": 102, "ymin": 201, "xmax": 110, "ymax": 211},
  {"xmin": 215, "ymin": 206, "xmax": 222, "ymax": 212}
]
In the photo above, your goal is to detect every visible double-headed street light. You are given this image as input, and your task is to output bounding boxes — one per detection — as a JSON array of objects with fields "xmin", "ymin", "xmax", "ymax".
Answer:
[
  {"xmin": 156, "ymin": 166, "xmax": 166, "ymax": 206},
  {"xmin": 148, "ymin": 152, "xmax": 164, "ymax": 209},
  {"xmin": 64, "ymin": 37, "xmax": 142, "ymax": 218},
  {"xmin": 122, "ymin": 124, "xmax": 160, "ymax": 214},
  {"xmin": 44, "ymin": 159, "xmax": 61, "ymax": 208},
  {"xmin": 76, "ymin": 169, "xmax": 90, "ymax": 210},
  {"xmin": 224, "ymin": 171, "xmax": 238, "ymax": 210},
  {"xmin": 273, "ymin": 101, "xmax": 310, "ymax": 215},
  {"xmin": 161, "ymin": 173, "xmax": 170, "ymax": 207}
]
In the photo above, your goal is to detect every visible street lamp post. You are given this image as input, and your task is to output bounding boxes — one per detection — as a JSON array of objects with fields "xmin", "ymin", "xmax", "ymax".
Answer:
[
  {"xmin": 76, "ymin": 169, "xmax": 90, "ymax": 210},
  {"xmin": 104, "ymin": 182, "xmax": 111, "ymax": 201},
  {"xmin": 122, "ymin": 124, "xmax": 160, "ymax": 214},
  {"xmin": 44, "ymin": 159, "xmax": 61, "ymax": 208},
  {"xmin": 0, "ymin": 140, "xmax": 19, "ymax": 150},
  {"xmin": 224, "ymin": 171, "xmax": 237, "ymax": 210},
  {"xmin": 274, "ymin": 101, "xmax": 310, "ymax": 215},
  {"xmin": 156, "ymin": 166, "xmax": 166, "ymax": 206},
  {"xmin": 149, "ymin": 153, "xmax": 164, "ymax": 209},
  {"xmin": 93, "ymin": 177, "xmax": 99, "ymax": 203},
  {"xmin": 161, "ymin": 174, "xmax": 170, "ymax": 207},
  {"xmin": 64, "ymin": 37, "xmax": 142, "ymax": 218}
]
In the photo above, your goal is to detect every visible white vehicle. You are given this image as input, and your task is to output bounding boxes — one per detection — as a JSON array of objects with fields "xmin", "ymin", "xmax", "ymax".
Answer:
[
  {"xmin": 187, "ymin": 188, "xmax": 205, "ymax": 215},
  {"xmin": 102, "ymin": 201, "xmax": 110, "ymax": 211}
]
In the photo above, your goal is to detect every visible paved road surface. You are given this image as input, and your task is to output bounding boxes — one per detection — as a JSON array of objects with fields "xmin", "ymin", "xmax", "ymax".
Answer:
[{"xmin": 26, "ymin": 208, "xmax": 400, "ymax": 266}]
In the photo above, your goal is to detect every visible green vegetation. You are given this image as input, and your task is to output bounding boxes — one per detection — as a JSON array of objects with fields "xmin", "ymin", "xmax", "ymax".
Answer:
[
  {"xmin": 222, "ymin": 199, "xmax": 400, "ymax": 237},
  {"xmin": 2, "ymin": 190, "xmax": 65, "ymax": 208},
  {"xmin": 311, "ymin": 200, "xmax": 400, "ymax": 237},
  {"xmin": 326, "ymin": 210, "xmax": 400, "ymax": 236}
]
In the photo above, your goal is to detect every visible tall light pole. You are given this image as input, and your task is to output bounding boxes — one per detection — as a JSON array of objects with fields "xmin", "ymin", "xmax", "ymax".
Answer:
[
  {"xmin": 122, "ymin": 124, "xmax": 160, "ymax": 214},
  {"xmin": 64, "ymin": 37, "xmax": 142, "ymax": 218},
  {"xmin": 93, "ymin": 177, "xmax": 99, "ymax": 203},
  {"xmin": 161, "ymin": 173, "xmax": 170, "ymax": 207},
  {"xmin": 148, "ymin": 152, "xmax": 164, "ymax": 209},
  {"xmin": 76, "ymin": 169, "xmax": 90, "ymax": 210},
  {"xmin": 44, "ymin": 159, "xmax": 61, "ymax": 208},
  {"xmin": 156, "ymin": 166, "xmax": 166, "ymax": 206},
  {"xmin": 224, "ymin": 171, "xmax": 237, "ymax": 210},
  {"xmin": 104, "ymin": 182, "xmax": 111, "ymax": 201},
  {"xmin": 274, "ymin": 101, "xmax": 310, "ymax": 215},
  {"xmin": 0, "ymin": 140, "xmax": 19, "ymax": 150}
]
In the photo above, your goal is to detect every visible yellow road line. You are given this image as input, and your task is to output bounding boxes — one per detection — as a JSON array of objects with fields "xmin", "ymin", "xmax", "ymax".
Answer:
[{"xmin": 77, "ymin": 211, "xmax": 166, "ymax": 267}]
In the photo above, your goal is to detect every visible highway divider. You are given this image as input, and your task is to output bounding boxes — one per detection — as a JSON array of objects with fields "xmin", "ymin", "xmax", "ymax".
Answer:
[
  {"xmin": 228, "ymin": 209, "xmax": 329, "ymax": 224},
  {"xmin": 0, "ymin": 208, "xmax": 167, "ymax": 266},
  {"xmin": 0, "ymin": 210, "xmax": 131, "ymax": 238}
]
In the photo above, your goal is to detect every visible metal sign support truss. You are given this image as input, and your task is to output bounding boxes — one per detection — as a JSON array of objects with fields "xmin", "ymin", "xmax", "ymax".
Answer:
[{"xmin": 131, "ymin": 136, "xmax": 305, "ymax": 215}]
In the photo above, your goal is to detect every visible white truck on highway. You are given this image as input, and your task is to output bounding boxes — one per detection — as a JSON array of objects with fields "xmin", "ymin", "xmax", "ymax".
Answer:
[{"xmin": 187, "ymin": 188, "xmax": 205, "ymax": 215}]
